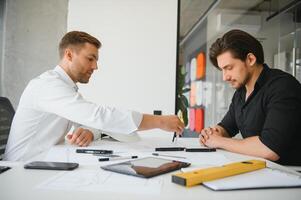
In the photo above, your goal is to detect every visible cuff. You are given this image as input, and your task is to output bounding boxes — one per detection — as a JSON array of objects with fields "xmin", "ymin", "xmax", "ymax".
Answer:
[
  {"xmin": 131, "ymin": 111, "xmax": 143, "ymax": 130},
  {"xmin": 65, "ymin": 125, "xmax": 102, "ymax": 141},
  {"xmin": 81, "ymin": 126, "xmax": 102, "ymax": 140}
]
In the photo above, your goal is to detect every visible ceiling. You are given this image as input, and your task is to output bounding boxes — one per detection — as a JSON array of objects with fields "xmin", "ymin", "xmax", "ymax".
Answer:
[{"xmin": 179, "ymin": 0, "xmax": 294, "ymax": 41}]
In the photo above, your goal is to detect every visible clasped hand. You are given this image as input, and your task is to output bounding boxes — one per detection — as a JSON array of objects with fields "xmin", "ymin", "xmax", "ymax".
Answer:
[{"xmin": 199, "ymin": 126, "xmax": 223, "ymax": 148}]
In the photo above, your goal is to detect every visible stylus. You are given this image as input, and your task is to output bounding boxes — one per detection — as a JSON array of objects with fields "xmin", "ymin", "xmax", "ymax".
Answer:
[
  {"xmin": 155, "ymin": 147, "xmax": 185, "ymax": 151},
  {"xmin": 98, "ymin": 156, "xmax": 138, "ymax": 162},
  {"xmin": 152, "ymin": 153, "xmax": 186, "ymax": 159},
  {"xmin": 185, "ymin": 148, "xmax": 216, "ymax": 152},
  {"xmin": 76, "ymin": 149, "xmax": 113, "ymax": 154}
]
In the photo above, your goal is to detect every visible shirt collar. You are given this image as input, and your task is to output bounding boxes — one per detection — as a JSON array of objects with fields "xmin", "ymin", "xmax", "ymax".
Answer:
[
  {"xmin": 54, "ymin": 65, "xmax": 78, "ymax": 91},
  {"xmin": 254, "ymin": 63, "xmax": 270, "ymax": 89},
  {"xmin": 238, "ymin": 63, "xmax": 270, "ymax": 102}
]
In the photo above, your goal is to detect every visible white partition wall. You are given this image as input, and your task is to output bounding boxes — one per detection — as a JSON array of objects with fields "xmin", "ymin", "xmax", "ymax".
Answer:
[{"xmin": 68, "ymin": 0, "xmax": 178, "ymax": 115}]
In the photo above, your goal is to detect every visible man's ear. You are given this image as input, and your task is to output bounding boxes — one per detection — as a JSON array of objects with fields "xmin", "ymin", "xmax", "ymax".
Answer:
[
  {"xmin": 246, "ymin": 53, "xmax": 257, "ymax": 67},
  {"xmin": 65, "ymin": 48, "xmax": 73, "ymax": 62}
]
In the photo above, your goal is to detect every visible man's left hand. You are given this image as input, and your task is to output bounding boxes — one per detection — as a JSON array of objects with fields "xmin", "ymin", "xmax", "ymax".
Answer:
[
  {"xmin": 67, "ymin": 127, "xmax": 94, "ymax": 147},
  {"xmin": 199, "ymin": 131, "xmax": 224, "ymax": 148}
]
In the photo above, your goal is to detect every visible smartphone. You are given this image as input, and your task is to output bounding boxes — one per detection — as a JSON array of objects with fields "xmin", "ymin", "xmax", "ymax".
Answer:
[{"xmin": 24, "ymin": 161, "xmax": 79, "ymax": 170}]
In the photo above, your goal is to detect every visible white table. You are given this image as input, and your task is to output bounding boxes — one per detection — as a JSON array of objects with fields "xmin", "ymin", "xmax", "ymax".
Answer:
[{"xmin": 1, "ymin": 132, "xmax": 301, "ymax": 200}]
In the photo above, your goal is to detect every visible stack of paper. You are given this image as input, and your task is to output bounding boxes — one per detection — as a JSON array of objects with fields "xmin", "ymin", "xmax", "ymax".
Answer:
[{"xmin": 203, "ymin": 168, "xmax": 301, "ymax": 190}]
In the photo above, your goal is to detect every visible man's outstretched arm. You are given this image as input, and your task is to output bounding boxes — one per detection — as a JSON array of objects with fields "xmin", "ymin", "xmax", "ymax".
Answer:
[{"xmin": 138, "ymin": 114, "xmax": 184, "ymax": 134}]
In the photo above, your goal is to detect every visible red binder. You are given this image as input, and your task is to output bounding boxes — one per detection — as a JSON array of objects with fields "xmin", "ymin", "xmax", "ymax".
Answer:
[{"xmin": 195, "ymin": 108, "xmax": 204, "ymax": 133}]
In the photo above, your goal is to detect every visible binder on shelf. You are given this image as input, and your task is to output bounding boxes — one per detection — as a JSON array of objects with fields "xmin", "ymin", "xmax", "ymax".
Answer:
[
  {"xmin": 189, "ymin": 108, "xmax": 195, "ymax": 131},
  {"xmin": 190, "ymin": 58, "xmax": 197, "ymax": 81},
  {"xmin": 195, "ymin": 81, "xmax": 203, "ymax": 106},
  {"xmin": 185, "ymin": 61, "xmax": 190, "ymax": 84},
  {"xmin": 195, "ymin": 108, "xmax": 204, "ymax": 133},
  {"xmin": 190, "ymin": 82, "xmax": 196, "ymax": 107},
  {"xmin": 196, "ymin": 52, "xmax": 206, "ymax": 79}
]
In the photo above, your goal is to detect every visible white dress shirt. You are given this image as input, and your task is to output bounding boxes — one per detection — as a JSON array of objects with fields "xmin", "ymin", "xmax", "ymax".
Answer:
[{"xmin": 4, "ymin": 66, "xmax": 143, "ymax": 161}]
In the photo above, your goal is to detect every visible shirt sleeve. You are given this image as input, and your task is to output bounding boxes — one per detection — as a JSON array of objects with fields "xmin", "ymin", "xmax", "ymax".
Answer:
[
  {"xmin": 218, "ymin": 95, "xmax": 239, "ymax": 137},
  {"xmin": 258, "ymin": 77, "xmax": 301, "ymax": 158},
  {"xmin": 33, "ymin": 78, "xmax": 143, "ymax": 135}
]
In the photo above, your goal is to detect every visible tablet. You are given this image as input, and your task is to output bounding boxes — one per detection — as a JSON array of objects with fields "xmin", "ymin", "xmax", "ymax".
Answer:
[{"xmin": 101, "ymin": 157, "xmax": 190, "ymax": 178}]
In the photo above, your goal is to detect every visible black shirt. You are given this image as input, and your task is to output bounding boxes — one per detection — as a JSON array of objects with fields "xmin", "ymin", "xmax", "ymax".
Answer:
[{"xmin": 219, "ymin": 64, "xmax": 301, "ymax": 166}]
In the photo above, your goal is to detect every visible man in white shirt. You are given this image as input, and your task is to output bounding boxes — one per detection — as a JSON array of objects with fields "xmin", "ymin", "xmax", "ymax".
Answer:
[{"xmin": 4, "ymin": 31, "xmax": 184, "ymax": 161}]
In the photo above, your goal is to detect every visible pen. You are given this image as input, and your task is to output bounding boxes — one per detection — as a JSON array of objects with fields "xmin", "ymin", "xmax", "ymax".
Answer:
[
  {"xmin": 76, "ymin": 149, "xmax": 113, "ymax": 154},
  {"xmin": 172, "ymin": 132, "xmax": 177, "ymax": 142},
  {"xmin": 98, "ymin": 156, "xmax": 138, "ymax": 162},
  {"xmin": 173, "ymin": 111, "xmax": 184, "ymax": 142},
  {"xmin": 93, "ymin": 154, "xmax": 120, "ymax": 158},
  {"xmin": 152, "ymin": 153, "xmax": 186, "ymax": 159},
  {"xmin": 185, "ymin": 148, "xmax": 216, "ymax": 152},
  {"xmin": 155, "ymin": 147, "xmax": 185, "ymax": 151}
]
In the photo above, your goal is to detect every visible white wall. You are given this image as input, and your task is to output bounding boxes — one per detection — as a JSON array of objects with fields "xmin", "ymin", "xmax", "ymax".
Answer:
[
  {"xmin": 68, "ymin": 0, "xmax": 178, "ymax": 115},
  {"xmin": 1, "ymin": 0, "xmax": 68, "ymax": 108}
]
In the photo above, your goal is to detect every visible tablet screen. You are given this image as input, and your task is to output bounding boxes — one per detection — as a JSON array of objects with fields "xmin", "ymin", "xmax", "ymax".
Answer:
[{"xmin": 101, "ymin": 157, "xmax": 190, "ymax": 178}]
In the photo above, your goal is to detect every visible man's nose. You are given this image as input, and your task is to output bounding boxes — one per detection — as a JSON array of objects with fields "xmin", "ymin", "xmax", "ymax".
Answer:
[
  {"xmin": 222, "ymin": 70, "xmax": 230, "ymax": 81},
  {"xmin": 92, "ymin": 62, "xmax": 98, "ymax": 70}
]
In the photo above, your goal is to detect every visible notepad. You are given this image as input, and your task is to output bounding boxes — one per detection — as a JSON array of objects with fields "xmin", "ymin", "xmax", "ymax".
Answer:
[{"xmin": 203, "ymin": 168, "xmax": 301, "ymax": 191}]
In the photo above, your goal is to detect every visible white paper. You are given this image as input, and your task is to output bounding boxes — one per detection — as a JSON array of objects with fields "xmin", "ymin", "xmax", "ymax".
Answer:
[
  {"xmin": 203, "ymin": 168, "xmax": 301, "ymax": 190},
  {"xmin": 44, "ymin": 138, "xmax": 230, "ymax": 166},
  {"xmin": 36, "ymin": 168, "xmax": 162, "ymax": 195}
]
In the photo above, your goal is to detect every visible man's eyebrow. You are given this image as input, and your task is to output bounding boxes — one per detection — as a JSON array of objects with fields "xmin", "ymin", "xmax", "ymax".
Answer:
[{"xmin": 220, "ymin": 64, "xmax": 230, "ymax": 70}]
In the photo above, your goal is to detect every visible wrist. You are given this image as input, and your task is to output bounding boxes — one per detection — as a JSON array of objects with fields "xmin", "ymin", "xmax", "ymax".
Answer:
[
  {"xmin": 215, "ymin": 136, "xmax": 227, "ymax": 149},
  {"xmin": 156, "ymin": 115, "xmax": 164, "ymax": 129}
]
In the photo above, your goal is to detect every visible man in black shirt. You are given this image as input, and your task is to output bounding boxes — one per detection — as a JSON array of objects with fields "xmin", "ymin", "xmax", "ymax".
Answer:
[{"xmin": 200, "ymin": 29, "xmax": 301, "ymax": 166}]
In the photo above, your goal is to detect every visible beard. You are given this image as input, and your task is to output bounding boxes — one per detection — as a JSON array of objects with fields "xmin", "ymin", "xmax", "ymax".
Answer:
[
  {"xmin": 78, "ymin": 73, "xmax": 91, "ymax": 83},
  {"xmin": 229, "ymin": 72, "xmax": 251, "ymax": 89}
]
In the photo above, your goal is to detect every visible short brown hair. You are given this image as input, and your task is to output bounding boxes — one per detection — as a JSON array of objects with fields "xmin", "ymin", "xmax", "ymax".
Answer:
[
  {"xmin": 59, "ymin": 31, "xmax": 101, "ymax": 58},
  {"xmin": 209, "ymin": 29, "xmax": 264, "ymax": 69}
]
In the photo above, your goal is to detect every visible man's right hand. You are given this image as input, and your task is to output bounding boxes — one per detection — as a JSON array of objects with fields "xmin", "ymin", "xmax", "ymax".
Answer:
[
  {"xmin": 199, "ymin": 125, "xmax": 225, "ymax": 145},
  {"xmin": 158, "ymin": 115, "xmax": 184, "ymax": 135},
  {"xmin": 138, "ymin": 114, "xmax": 184, "ymax": 135}
]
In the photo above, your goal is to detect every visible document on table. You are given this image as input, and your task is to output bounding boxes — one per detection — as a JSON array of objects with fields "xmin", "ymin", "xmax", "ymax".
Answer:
[
  {"xmin": 44, "ymin": 144, "xmax": 230, "ymax": 167},
  {"xmin": 36, "ymin": 168, "xmax": 163, "ymax": 195},
  {"xmin": 203, "ymin": 168, "xmax": 301, "ymax": 191},
  {"xmin": 44, "ymin": 145, "xmax": 100, "ymax": 164},
  {"xmin": 44, "ymin": 137, "xmax": 231, "ymax": 167}
]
